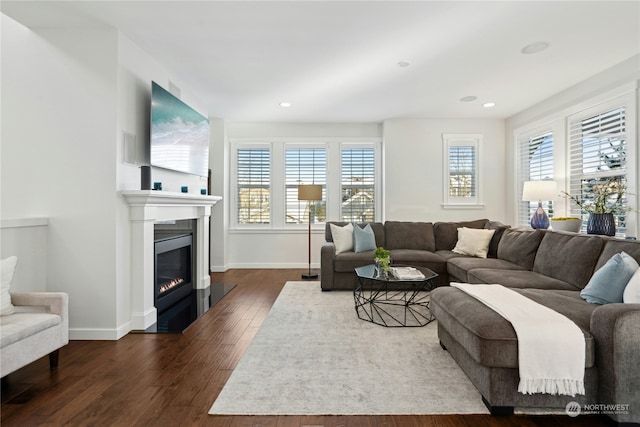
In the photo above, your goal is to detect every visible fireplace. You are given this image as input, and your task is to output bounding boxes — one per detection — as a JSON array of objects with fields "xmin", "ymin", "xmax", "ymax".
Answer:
[{"xmin": 154, "ymin": 233, "xmax": 195, "ymax": 332}]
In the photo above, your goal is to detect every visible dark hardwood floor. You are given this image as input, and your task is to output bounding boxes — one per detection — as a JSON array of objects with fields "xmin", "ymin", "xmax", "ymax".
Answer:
[{"xmin": 1, "ymin": 269, "xmax": 610, "ymax": 426}]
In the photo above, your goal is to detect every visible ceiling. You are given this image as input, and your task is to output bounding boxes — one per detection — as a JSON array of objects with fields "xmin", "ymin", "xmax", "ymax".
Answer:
[{"xmin": 2, "ymin": 1, "xmax": 639, "ymax": 122}]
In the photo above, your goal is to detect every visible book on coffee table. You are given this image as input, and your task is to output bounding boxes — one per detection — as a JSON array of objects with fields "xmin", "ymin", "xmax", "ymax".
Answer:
[{"xmin": 390, "ymin": 266, "xmax": 425, "ymax": 280}]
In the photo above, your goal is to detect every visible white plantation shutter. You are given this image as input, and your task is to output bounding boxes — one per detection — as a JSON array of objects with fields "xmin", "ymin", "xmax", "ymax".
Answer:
[
  {"xmin": 236, "ymin": 147, "xmax": 271, "ymax": 224},
  {"xmin": 285, "ymin": 148, "xmax": 327, "ymax": 223},
  {"xmin": 341, "ymin": 147, "xmax": 375, "ymax": 222},
  {"xmin": 518, "ymin": 130, "xmax": 554, "ymax": 227},
  {"xmin": 442, "ymin": 134, "xmax": 482, "ymax": 207},
  {"xmin": 448, "ymin": 146, "xmax": 476, "ymax": 197},
  {"xmin": 568, "ymin": 104, "xmax": 627, "ymax": 235}
]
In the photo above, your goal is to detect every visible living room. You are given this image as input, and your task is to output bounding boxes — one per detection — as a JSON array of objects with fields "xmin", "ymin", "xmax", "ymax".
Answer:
[{"xmin": 1, "ymin": 1, "xmax": 639, "ymax": 424}]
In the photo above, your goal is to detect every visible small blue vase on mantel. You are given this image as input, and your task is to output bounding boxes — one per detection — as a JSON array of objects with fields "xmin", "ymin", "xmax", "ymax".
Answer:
[{"xmin": 587, "ymin": 213, "xmax": 616, "ymax": 236}]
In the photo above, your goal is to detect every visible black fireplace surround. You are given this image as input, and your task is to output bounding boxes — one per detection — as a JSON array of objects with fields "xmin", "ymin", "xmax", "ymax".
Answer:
[{"xmin": 154, "ymin": 233, "xmax": 195, "ymax": 332}]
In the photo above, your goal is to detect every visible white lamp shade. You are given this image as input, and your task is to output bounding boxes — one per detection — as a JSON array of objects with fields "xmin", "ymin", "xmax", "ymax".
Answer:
[
  {"xmin": 522, "ymin": 180, "xmax": 557, "ymax": 201},
  {"xmin": 298, "ymin": 184, "xmax": 322, "ymax": 201}
]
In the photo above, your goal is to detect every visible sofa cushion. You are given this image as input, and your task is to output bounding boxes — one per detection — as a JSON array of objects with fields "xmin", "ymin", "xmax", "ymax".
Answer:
[
  {"xmin": 467, "ymin": 268, "xmax": 578, "ymax": 290},
  {"xmin": 497, "ymin": 228, "xmax": 544, "ymax": 270},
  {"xmin": 595, "ymin": 237, "xmax": 640, "ymax": 270},
  {"xmin": 388, "ymin": 249, "xmax": 447, "ymax": 274},
  {"xmin": 325, "ymin": 222, "xmax": 385, "ymax": 248},
  {"xmin": 434, "ymin": 219, "xmax": 488, "ymax": 251},
  {"xmin": 532, "ymin": 232, "xmax": 604, "ymax": 290},
  {"xmin": 431, "ymin": 287, "xmax": 595, "ymax": 369},
  {"xmin": 1, "ymin": 256, "xmax": 18, "ymax": 316},
  {"xmin": 333, "ymin": 251, "xmax": 376, "ymax": 273},
  {"xmin": 384, "ymin": 221, "xmax": 435, "ymax": 251},
  {"xmin": 0, "ymin": 312, "xmax": 61, "ymax": 348},
  {"xmin": 624, "ymin": 268, "xmax": 640, "ymax": 303},
  {"xmin": 581, "ymin": 252, "xmax": 638, "ymax": 304},
  {"xmin": 452, "ymin": 227, "xmax": 495, "ymax": 258},
  {"xmin": 329, "ymin": 223, "xmax": 354, "ymax": 254},
  {"xmin": 353, "ymin": 223, "xmax": 377, "ymax": 253},
  {"xmin": 485, "ymin": 221, "xmax": 510, "ymax": 258},
  {"xmin": 447, "ymin": 257, "xmax": 525, "ymax": 283}
]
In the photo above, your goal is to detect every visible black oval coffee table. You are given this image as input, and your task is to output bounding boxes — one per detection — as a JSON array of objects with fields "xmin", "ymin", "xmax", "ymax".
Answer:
[{"xmin": 353, "ymin": 264, "xmax": 439, "ymax": 327}]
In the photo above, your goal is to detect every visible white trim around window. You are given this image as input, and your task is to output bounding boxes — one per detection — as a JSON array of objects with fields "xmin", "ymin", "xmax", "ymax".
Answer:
[
  {"xmin": 230, "ymin": 138, "xmax": 382, "ymax": 231},
  {"xmin": 441, "ymin": 133, "xmax": 484, "ymax": 209}
]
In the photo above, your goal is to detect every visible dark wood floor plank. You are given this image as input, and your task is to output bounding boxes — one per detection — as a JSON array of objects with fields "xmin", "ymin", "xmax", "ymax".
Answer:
[{"xmin": 1, "ymin": 269, "xmax": 610, "ymax": 427}]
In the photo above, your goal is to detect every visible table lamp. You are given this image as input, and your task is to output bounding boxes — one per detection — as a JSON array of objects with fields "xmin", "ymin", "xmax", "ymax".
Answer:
[{"xmin": 522, "ymin": 180, "xmax": 557, "ymax": 229}]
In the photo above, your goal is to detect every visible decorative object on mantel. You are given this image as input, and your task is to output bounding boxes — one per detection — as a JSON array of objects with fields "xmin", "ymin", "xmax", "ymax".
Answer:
[
  {"xmin": 153, "ymin": 182, "xmax": 162, "ymax": 191},
  {"xmin": 181, "ymin": 186, "xmax": 188, "ymax": 193},
  {"xmin": 298, "ymin": 184, "xmax": 323, "ymax": 280},
  {"xmin": 562, "ymin": 178, "xmax": 628, "ymax": 236},
  {"xmin": 140, "ymin": 165, "xmax": 151, "ymax": 190},
  {"xmin": 522, "ymin": 180, "xmax": 557, "ymax": 229},
  {"xmin": 549, "ymin": 217, "xmax": 582, "ymax": 233},
  {"xmin": 374, "ymin": 246, "xmax": 391, "ymax": 279},
  {"xmin": 201, "ymin": 188, "xmax": 207, "ymax": 195}
]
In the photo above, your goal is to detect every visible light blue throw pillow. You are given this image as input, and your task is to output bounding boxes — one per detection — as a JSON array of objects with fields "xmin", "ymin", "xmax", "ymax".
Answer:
[
  {"xmin": 581, "ymin": 251, "xmax": 639, "ymax": 304},
  {"xmin": 353, "ymin": 223, "xmax": 377, "ymax": 253}
]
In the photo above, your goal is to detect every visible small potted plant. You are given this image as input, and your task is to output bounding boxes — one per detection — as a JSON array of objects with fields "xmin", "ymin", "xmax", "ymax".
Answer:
[
  {"xmin": 374, "ymin": 247, "xmax": 391, "ymax": 278},
  {"xmin": 549, "ymin": 217, "xmax": 582, "ymax": 233},
  {"xmin": 561, "ymin": 178, "xmax": 628, "ymax": 236}
]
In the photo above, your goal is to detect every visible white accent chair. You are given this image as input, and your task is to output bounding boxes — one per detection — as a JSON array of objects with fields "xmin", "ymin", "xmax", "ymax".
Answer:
[{"xmin": 1, "ymin": 292, "xmax": 69, "ymax": 377}]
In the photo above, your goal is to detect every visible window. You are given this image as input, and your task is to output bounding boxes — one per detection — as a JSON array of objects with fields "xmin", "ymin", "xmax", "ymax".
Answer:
[
  {"xmin": 285, "ymin": 148, "xmax": 326, "ymax": 224},
  {"xmin": 517, "ymin": 130, "xmax": 554, "ymax": 227},
  {"xmin": 568, "ymin": 103, "xmax": 627, "ymax": 235},
  {"xmin": 232, "ymin": 139, "xmax": 381, "ymax": 228},
  {"xmin": 341, "ymin": 147, "xmax": 376, "ymax": 222},
  {"xmin": 442, "ymin": 134, "xmax": 482, "ymax": 208},
  {"xmin": 236, "ymin": 146, "xmax": 271, "ymax": 224}
]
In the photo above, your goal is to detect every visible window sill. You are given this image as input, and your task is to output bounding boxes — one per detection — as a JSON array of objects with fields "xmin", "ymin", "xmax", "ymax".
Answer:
[{"xmin": 441, "ymin": 204, "xmax": 485, "ymax": 210}]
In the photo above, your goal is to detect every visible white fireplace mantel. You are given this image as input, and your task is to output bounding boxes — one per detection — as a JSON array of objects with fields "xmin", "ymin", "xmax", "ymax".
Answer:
[{"xmin": 122, "ymin": 190, "xmax": 222, "ymax": 331}]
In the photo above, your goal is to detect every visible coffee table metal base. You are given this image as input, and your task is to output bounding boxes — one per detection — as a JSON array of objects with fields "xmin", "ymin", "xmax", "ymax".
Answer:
[{"xmin": 354, "ymin": 285, "xmax": 434, "ymax": 327}]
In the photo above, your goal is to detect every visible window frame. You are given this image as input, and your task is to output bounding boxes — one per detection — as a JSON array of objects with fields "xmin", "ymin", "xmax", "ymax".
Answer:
[
  {"xmin": 516, "ymin": 127, "xmax": 555, "ymax": 227},
  {"xmin": 441, "ymin": 133, "xmax": 483, "ymax": 209},
  {"xmin": 230, "ymin": 138, "xmax": 382, "ymax": 231}
]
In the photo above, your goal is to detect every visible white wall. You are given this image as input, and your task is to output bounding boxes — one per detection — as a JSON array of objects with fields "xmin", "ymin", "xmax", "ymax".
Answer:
[
  {"xmin": 1, "ymin": 14, "xmax": 215, "ymax": 339},
  {"xmin": 0, "ymin": 219, "xmax": 48, "ymax": 292},
  {"xmin": 1, "ymin": 15, "xmax": 120, "ymax": 336},
  {"xmin": 220, "ymin": 122, "xmax": 382, "ymax": 269},
  {"xmin": 382, "ymin": 118, "xmax": 507, "ymax": 223},
  {"xmin": 505, "ymin": 55, "xmax": 640, "ymax": 229}
]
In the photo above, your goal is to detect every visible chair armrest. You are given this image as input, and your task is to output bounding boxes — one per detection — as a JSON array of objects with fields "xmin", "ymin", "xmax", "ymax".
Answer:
[
  {"xmin": 10, "ymin": 292, "xmax": 69, "ymax": 344},
  {"xmin": 320, "ymin": 242, "xmax": 336, "ymax": 291},
  {"xmin": 590, "ymin": 303, "xmax": 640, "ymax": 423}
]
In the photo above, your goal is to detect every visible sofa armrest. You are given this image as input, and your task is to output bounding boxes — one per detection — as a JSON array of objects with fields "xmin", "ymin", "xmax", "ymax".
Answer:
[
  {"xmin": 321, "ymin": 242, "xmax": 336, "ymax": 291},
  {"xmin": 10, "ymin": 292, "xmax": 69, "ymax": 344},
  {"xmin": 590, "ymin": 303, "xmax": 640, "ymax": 423}
]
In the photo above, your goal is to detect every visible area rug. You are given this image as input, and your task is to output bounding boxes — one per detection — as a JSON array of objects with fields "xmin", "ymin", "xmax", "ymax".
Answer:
[{"xmin": 209, "ymin": 281, "xmax": 489, "ymax": 415}]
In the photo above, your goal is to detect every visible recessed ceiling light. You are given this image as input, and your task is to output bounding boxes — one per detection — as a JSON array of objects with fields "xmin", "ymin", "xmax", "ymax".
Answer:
[
  {"xmin": 397, "ymin": 60, "xmax": 411, "ymax": 68},
  {"xmin": 483, "ymin": 102, "xmax": 496, "ymax": 108},
  {"xmin": 460, "ymin": 96, "xmax": 477, "ymax": 102},
  {"xmin": 521, "ymin": 42, "xmax": 549, "ymax": 55},
  {"xmin": 279, "ymin": 102, "xmax": 292, "ymax": 108}
]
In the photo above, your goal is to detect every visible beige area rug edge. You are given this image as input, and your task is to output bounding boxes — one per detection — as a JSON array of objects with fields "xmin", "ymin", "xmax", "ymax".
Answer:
[{"xmin": 208, "ymin": 281, "xmax": 490, "ymax": 416}]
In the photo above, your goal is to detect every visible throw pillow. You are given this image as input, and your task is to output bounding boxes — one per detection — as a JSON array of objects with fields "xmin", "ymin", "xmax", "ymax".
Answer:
[
  {"xmin": 353, "ymin": 223, "xmax": 377, "ymax": 253},
  {"xmin": 452, "ymin": 227, "xmax": 496, "ymax": 258},
  {"xmin": 581, "ymin": 251, "xmax": 639, "ymax": 305},
  {"xmin": 1, "ymin": 256, "xmax": 18, "ymax": 316},
  {"xmin": 623, "ymin": 267, "xmax": 640, "ymax": 303},
  {"xmin": 330, "ymin": 223, "xmax": 354, "ymax": 254}
]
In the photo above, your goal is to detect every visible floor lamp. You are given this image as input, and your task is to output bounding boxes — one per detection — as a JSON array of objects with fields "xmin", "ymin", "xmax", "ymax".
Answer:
[{"xmin": 298, "ymin": 184, "xmax": 322, "ymax": 280}]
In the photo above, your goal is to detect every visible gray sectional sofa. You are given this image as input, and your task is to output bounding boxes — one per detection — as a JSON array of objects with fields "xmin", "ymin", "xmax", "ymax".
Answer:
[{"xmin": 321, "ymin": 220, "xmax": 640, "ymax": 424}]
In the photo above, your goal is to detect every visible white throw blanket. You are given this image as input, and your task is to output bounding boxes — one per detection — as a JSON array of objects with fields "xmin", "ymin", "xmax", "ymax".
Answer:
[{"xmin": 451, "ymin": 283, "xmax": 585, "ymax": 396}]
